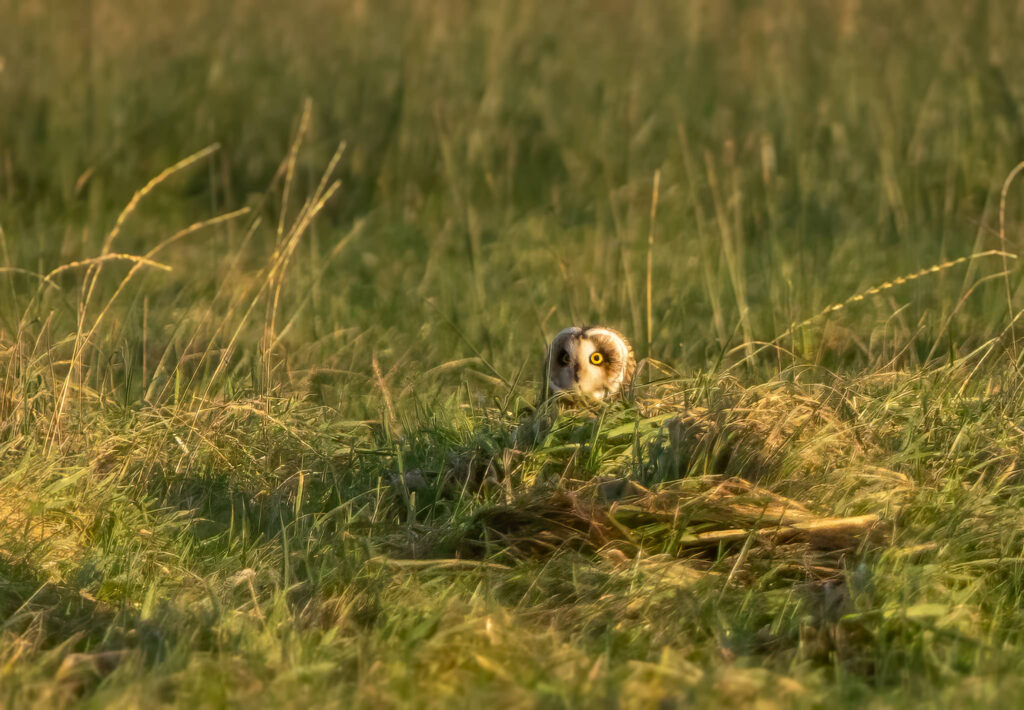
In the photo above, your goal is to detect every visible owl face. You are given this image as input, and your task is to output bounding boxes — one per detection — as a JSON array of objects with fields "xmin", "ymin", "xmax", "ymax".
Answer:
[{"xmin": 546, "ymin": 326, "xmax": 636, "ymax": 401}]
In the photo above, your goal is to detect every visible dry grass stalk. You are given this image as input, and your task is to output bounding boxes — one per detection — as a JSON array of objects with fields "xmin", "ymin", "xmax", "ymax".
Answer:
[{"xmin": 463, "ymin": 476, "xmax": 887, "ymax": 571}]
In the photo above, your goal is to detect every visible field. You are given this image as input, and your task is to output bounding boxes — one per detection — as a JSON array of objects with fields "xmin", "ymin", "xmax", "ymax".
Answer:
[{"xmin": 3, "ymin": 1, "xmax": 1024, "ymax": 706}]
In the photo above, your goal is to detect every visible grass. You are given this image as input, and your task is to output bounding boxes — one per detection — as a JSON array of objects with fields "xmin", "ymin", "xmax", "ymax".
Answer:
[{"xmin": 3, "ymin": 0, "xmax": 1024, "ymax": 706}]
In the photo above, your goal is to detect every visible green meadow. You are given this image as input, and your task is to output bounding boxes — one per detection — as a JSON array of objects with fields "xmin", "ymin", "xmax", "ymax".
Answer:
[{"xmin": 3, "ymin": 1, "xmax": 1024, "ymax": 706}]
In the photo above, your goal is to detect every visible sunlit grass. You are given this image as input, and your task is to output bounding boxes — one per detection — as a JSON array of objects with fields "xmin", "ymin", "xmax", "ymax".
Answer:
[{"xmin": 3, "ymin": 0, "xmax": 1024, "ymax": 707}]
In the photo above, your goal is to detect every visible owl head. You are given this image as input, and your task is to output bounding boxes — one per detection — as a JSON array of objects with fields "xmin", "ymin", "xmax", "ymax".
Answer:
[{"xmin": 545, "ymin": 326, "xmax": 636, "ymax": 401}]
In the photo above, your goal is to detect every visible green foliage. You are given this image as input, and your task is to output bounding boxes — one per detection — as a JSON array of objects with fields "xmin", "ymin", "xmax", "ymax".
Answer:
[{"xmin": 3, "ymin": 0, "xmax": 1024, "ymax": 706}]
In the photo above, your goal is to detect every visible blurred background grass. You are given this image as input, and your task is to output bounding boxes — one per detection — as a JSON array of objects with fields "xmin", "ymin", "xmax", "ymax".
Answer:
[{"xmin": 3, "ymin": 0, "xmax": 1023, "ymax": 413}]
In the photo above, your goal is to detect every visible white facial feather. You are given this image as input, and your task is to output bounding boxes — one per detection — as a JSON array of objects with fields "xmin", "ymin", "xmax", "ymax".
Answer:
[
  {"xmin": 580, "ymin": 327, "xmax": 630, "ymax": 387},
  {"xmin": 546, "ymin": 325, "xmax": 636, "ymax": 401}
]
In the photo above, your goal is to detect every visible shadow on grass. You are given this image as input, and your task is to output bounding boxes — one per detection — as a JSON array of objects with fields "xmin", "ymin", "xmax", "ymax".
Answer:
[{"xmin": 0, "ymin": 552, "xmax": 176, "ymax": 703}]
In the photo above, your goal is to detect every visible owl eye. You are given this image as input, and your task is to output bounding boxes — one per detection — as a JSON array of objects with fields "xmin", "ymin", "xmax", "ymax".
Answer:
[
  {"xmin": 558, "ymin": 351, "xmax": 571, "ymax": 366},
  {"xmin": 589, "ymin": 352, "xmax": 604, "ymax": 366}
]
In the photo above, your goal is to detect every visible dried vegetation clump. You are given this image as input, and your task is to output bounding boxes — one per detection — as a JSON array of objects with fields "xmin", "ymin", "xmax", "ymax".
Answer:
[{"xmin": 457, "ymin": 379, "xmax": 901, "ymax": 582}]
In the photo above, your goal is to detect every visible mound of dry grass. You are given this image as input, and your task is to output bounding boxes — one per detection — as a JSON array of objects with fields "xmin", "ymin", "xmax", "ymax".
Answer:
[{"xmin": 462, "ymin": 475, "xmax": 886, "ymax": 580}]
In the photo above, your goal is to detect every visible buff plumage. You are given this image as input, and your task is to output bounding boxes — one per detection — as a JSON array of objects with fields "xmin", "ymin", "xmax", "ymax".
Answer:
[{"xmin": 545, "ymin": 326, "xmax": 636, "ymax": 401}]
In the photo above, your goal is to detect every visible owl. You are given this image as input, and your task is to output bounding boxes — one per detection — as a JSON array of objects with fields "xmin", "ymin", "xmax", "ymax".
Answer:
[{"xmin": 545, "ymin": 326, "xmax": 636, "ymax": 401}]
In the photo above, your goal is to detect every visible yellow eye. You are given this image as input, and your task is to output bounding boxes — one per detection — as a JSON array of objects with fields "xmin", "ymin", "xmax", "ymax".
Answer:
[{"xmin": 589, "ymin": 352, "xmax": 604, "ymax": 366}]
